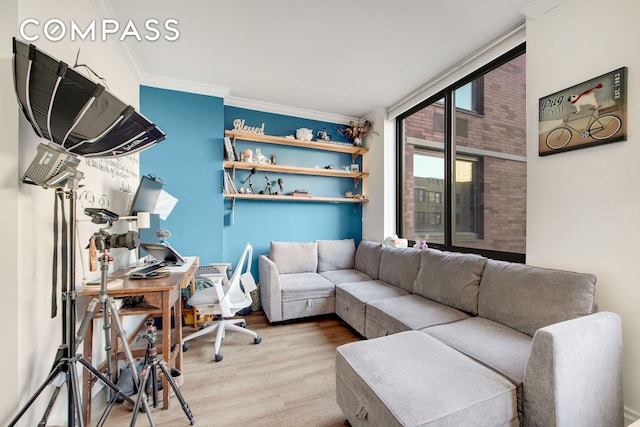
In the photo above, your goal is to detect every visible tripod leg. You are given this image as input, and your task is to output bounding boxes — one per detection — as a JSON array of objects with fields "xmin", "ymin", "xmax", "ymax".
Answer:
[
  {"xmin": 68, "ymin": 360, "xmax": 85, "ymax": 427},
  {"xmin": 129, "ymin": 366, "xmax": 156, "ymax": 427},
  {"xmin": 8, "ymin": 361, "xmax": 64, "ymax": 427},
  {"xmin": 157, "ymin": 361, "xmax": 195, "ymax": 425},
  {"xmin": 37, "ymin": 372, "xmax": 66, "ymax": 427}
]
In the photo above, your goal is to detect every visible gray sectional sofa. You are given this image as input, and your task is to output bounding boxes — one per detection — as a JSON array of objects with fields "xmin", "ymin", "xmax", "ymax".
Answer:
[{"xmin": 258, "ymin": 239, "xmax": 623, "ymax": 426}]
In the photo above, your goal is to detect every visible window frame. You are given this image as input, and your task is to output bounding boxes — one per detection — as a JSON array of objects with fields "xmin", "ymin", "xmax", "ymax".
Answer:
[{"xmin": 396, "ymin": 43, "xmax": 526, "ymax": 263}]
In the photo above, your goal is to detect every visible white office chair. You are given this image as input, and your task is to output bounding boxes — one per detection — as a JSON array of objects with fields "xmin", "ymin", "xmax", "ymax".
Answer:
[{"xmin": 182, "ymin": 242, "xmax": 262, "ymax": 362}]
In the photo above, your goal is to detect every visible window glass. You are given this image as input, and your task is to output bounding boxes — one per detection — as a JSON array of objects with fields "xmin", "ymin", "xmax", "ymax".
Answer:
[{"xmin": 399, "ymin": 49, "xmax": 526, "ymax": 256}]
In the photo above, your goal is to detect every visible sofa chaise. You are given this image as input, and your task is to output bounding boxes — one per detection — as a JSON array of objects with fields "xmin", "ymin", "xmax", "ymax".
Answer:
[{"xmin": 258, "ymin": 239, "xmax": 623, "ymax": 426}]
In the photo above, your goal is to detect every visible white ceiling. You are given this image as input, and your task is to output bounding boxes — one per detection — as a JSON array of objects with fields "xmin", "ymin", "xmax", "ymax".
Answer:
[{"xmin": 99, "ymin": 0, "xmax": 529, "ymax": 120}]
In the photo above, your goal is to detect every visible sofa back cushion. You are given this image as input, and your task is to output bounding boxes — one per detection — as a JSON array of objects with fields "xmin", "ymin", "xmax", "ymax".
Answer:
[
  {"xmin": 478, "ymin": 260, "xmax": 596, "ymax": 336},
  {"xmin": 354, "ymin": 240, "xmax": 383, "ymax": 280},
  {"xmin": 317, "ymin": 239, "xmax": 356, "ymax": 272},
  {"xmin": 270, "ymin": 241, "xmax": 318, "ymax": 274},
  {"xmin": 413, "ymin": 249, "xmax": 487, "ymax": 315},
  {"xmin": 378, "ymin": 246, "xmax": 421, "ymax": 292}
]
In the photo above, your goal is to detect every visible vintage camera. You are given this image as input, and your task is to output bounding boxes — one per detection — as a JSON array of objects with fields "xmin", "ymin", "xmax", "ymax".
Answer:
[{"xmin": 92, "ymin": 229, "xmax": 139, "ymax": 251}]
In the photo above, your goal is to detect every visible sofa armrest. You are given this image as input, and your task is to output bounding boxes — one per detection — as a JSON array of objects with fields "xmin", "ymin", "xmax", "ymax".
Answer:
[
  {"xmin": 259, "ymin": 255, "xmax": 283, "ymax": 323},
  {"xmin": 523, "ymin": 311, "xmax": 623, "ymax": 427}
]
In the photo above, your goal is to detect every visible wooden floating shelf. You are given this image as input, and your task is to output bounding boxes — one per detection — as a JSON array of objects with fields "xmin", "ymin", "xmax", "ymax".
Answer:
[
  {"xmin": 224, "ymin": 161, "xmax": 368, "ymax": 179},
  {"xmin": 224, "ymin": 192, "xmax": 368, "ymax": 204},
  {"xmin": 225, "ymin": 130, "xmax": 368, "ymax": 156}
]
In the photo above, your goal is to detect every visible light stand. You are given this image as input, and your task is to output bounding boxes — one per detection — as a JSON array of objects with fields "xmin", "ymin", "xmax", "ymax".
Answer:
[{"xmin": 9, "ymin": 174, "xmax": 146, "ymax": 426}]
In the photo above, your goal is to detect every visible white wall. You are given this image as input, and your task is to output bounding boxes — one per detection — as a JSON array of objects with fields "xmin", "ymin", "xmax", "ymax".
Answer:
[
  {"xmin": 2, "ymin": 0, "xmax": 141, "ymax": 424},
  {"xmin": 362, "ymin": 107, "xmax": 397, "ymax": 242},
  {"xmin": 526, "ymin": 0, "xmax": 640, "ymax": 421},
  {"xmin": 0, "ymin": 0, "xmax": 20, "ymax": 423}
]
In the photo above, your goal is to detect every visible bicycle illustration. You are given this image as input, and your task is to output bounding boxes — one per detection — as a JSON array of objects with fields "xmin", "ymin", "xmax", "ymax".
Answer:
[{"xmin": 545, "ymin": 108, "xmax": 622, "ymax": 150}]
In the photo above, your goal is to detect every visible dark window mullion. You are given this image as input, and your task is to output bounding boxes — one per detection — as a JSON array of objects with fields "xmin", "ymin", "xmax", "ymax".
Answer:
[{"xmin": 444, "ymin": 92, "xmax": 453, "ymax": 247}]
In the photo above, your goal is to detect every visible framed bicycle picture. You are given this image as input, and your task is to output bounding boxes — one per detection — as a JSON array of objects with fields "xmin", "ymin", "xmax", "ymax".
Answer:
[{"xmin": 538, "ymin": 67, "xmax": 627, "ymax": 156}]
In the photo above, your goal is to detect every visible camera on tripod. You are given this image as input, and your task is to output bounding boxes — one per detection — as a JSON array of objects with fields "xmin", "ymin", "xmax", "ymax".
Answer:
[{"xmin": 92, "ymin": 229, "xmax": 140, "ymax": 251}]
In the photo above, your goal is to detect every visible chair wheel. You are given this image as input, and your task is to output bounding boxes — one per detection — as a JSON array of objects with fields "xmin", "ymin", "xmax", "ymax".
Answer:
[
  {"xmin": 182, "ymin": 343, "xmax": 189, "ymax": 352},
  {"xmin": 214, "ymin": 353, "xmax": 223, "ymax": 362},
  {"xmin": 254, "ymin": 336, "xmax": 262, "ymax": 344}
]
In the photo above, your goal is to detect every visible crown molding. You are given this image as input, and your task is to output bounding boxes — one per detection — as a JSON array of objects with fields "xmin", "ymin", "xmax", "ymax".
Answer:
[
  {"xmin": 140, "ymin": 74, "xmax": 230, "ymax": 99},
  {"xmin": 226, "ymin": 96, "xmax": 357, "ymax": 124},
  {"xmin": 521, "ymin": 0, "xmax": 567, "ymax": 19},
  {"xmin": 89, "ymin": 0, "xmax": 145, "ymax": 82}
]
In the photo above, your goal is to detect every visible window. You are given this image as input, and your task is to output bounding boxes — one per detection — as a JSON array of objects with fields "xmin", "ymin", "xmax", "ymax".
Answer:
[{"xmin": 398, "ymin": 44, "xmax": 526, "ymax": 261}]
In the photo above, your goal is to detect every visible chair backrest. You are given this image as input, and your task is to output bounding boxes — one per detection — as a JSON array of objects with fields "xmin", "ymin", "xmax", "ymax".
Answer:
[{"xmin": 220, "ymin": 242, "xmax": 256, "ymax": 317}]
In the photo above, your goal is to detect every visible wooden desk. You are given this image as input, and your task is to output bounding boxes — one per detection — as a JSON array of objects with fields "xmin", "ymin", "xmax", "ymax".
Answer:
[{"xmin": 78, "ymin": 257, "xmax": 198, "ymax": 422}]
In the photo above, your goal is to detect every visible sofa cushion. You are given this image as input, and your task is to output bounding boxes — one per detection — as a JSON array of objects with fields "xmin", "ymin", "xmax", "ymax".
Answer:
[
  {"xmin": 316, "ymin": 239, "xmax": 356, "ymax": 272},
  {"xmin": 424, "ymin": 317, "xmax": 532, "ymax": 386},
  {"xmin": 270, "ymin": 241, "xmax": 318, "ymax": 274},
  {"xmin": 280, "ymin": 272, "xmax": 335, "ymax": 302},
  {"xmin": 335, "ymin": 280, "xmax": 409, "ymax": 336},
  {"xmin": 354, "ymin": 240, "xmax": 383, "ymax": 280},
  {"xmin": 413, "ymin": 249, "xmax": 487, "ymax": 315},
  {"xmin": 378, "ymin": 246, "xmax": 421, "ymax": 292},
  {"xmin": 365, "ymin": 294, "xmax": 470, "ymax": 339},
  {"xmin": 478, "ymin": 260, "xmax": 597, "ymax": 336},
  {"xmin": 320, "ymin": 269, "xmax": 372, "ymax": 286},
  {"xmin": 336, "ymin": 331, "xmax": 517, "ymax": 427},
  {"xmin": 424, "ymin": 317, "xmax": 533, "ymax": 420}
]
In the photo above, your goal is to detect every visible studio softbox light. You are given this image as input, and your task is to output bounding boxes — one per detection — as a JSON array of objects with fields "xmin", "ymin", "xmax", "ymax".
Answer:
[{"xmin": 12, "ymin": 38, "xmax": 166, "ymax": 158}]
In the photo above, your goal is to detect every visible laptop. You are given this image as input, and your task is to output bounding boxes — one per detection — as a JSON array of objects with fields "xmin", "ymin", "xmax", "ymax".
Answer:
[{"xmin": 140, "ymin": 243, "xmax": 186, "ymax": 266}]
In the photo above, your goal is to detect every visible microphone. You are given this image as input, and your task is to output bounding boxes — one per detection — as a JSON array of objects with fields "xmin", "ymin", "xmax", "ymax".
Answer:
[
  {"xmin": 241, "ymin": 167, "xmax": 257, "ymax": 184},
  {"xmin": 278, "ymin": 178, "xmax": 284, "ymax": 192}
]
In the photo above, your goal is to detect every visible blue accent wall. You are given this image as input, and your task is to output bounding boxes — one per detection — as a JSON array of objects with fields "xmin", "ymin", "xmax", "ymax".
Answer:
[
  {"xmin": 140, "ymin": 86, "xmax": 225, "ymax": 263},
  {"xmin": 223, "ymin": 107, "xmax": 362, "ymax": 275},
  {"xmin": 139, "ymin": 89, "xmax": 362, "ymax": 275}
]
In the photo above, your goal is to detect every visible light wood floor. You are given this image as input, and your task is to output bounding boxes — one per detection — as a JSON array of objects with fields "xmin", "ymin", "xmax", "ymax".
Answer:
[{"xmin": 93, "ymin": 311, "xmax": 362, "ymax": 426}]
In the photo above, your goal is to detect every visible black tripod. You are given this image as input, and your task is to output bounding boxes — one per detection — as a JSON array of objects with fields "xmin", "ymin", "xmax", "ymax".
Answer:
[
  {"xmin": 130, "ymin": 319, "xmax": 195, "ymax": 426},
  {"xmin": 8, "ymin": 181, "xmax": 143, "ymax": 426}
]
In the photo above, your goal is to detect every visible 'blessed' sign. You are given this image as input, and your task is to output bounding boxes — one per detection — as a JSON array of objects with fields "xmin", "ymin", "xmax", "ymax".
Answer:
[{"xmin": 233, "ymin": 118, "xmax": 265, "ymax": 135}]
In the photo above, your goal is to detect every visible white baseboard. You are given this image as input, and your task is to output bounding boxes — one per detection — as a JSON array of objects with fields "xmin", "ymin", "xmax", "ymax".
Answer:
[{"xmin": 625, "ymin": 406, "xmax": 639, "ymax": 425}]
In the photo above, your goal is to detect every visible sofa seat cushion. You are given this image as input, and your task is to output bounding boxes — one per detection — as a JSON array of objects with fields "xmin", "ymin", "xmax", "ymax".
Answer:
[
  {"xmin": 478, "ymin": 260, "xmax": 596, "ymax": 336},
  {"xmin": 336, "ymin": 331, "xmax": 517, "ymax": 427},
  {"xmin": 365, "ymin": 294, "xmax": 470, "ymax": 339},
  {"xmin": 280, "ymin": 273, "xmax": 335, "ymax": 302},
  {"xmin": 335, "ymin": 280, "xmax": 409, "ymax": 336},
  {"xmin": 320, "ymin": 269, "xmax": 372, "ymax": 286},
  {"xmin": 423, "ymin": 317, "xmax": 533, "ymax": 420}
]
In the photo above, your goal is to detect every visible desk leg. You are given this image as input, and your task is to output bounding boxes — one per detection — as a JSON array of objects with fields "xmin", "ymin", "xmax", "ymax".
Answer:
[
  {"xmin": 162, "ymin": 292, "xmax": 171, "ymax": 409},
  {"xmin": 175, "ymin": 295, "xmax": 183, "ymax": 372}
]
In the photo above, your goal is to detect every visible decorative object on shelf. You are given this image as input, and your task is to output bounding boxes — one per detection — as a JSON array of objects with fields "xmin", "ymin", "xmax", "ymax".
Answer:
[
  {"xmin": 413, "ymin": 240, "xmax": 428, "ymax": 250},
  {"xmin": 317, "ymin": 128, "xmax": 331, "ymax": 142},
  {"xmin": 233, "ymin": 118, "xmax": 265, "ymax": 135},
  {"xmin": 296, "ymin": 128, "xmax": 313, "ymax": 141},
  {"xmin": 338, "ymin": 119, "xmax": 377, "ymax": 146},
  {"xmin": 241, "ymin": 168, "xmax": 257, "ymax": 193},
  {"xmin": 223, "ymin": 137, "xmax": 235, "ymax": 161},
  {"xmin": 344, "ymin": 191, "xmax": 354, "ymax": 198},
  {"xmin": 350, "ymin": 164, "xmax": 360, "ymax": 172},
  {"xmin": 243, "ymin": 148, "xmax": 253, "ymax": 162},
  {"xmin": 538, "ymin": 67, "xmax": 627, "ymax": 156},
  {"xmin": 155, "ymin": 229, "xmax": 171, "ymax": 245}
]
